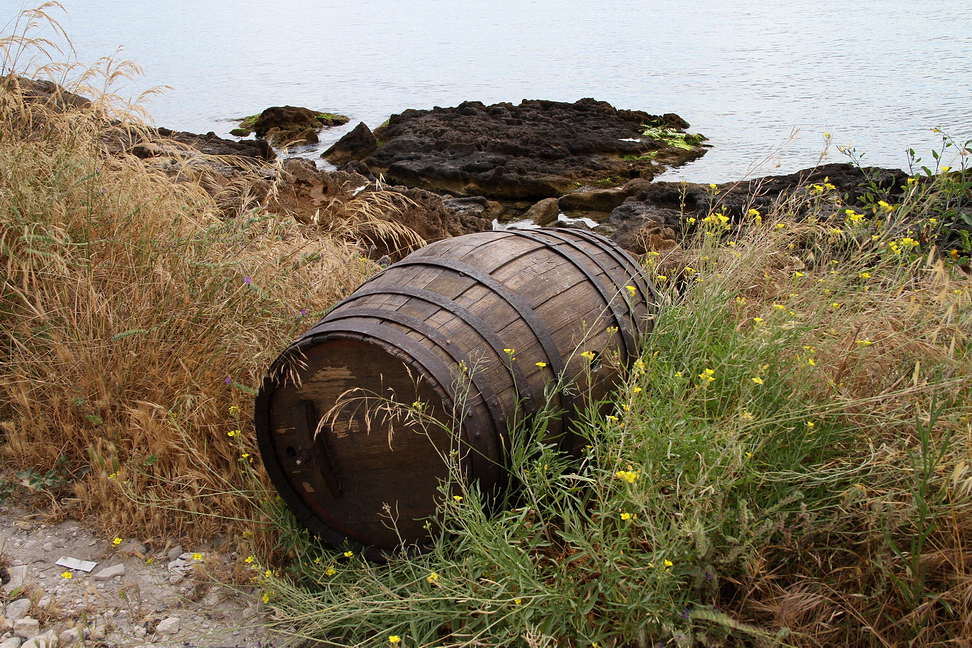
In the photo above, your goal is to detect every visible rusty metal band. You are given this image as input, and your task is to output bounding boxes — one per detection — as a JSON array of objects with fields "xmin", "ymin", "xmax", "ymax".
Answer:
[
  {"xmin": 502, "ymin": 229, "xmax": 639, "ymax": 362},
  {"xmin": 557, "ymin": 228, "xmax": 658, "ymax": 308},
  {"xmin": 302, "ymin": 320, "xmax": 503, "ymax": 483},
  {"xmin": 385, "ymin": 256, "xmax": 572, "ymax": 433},
  {"xmin": 320, "ymin": 285, "xmax": 535, "ymax": 408},
  {"xmin": 387, "ymin": 258, "xmax": 567, "ymax": 380},
  {"xmin": 318, "ymin": 306, "xmax": 512, "ymax": 443}
]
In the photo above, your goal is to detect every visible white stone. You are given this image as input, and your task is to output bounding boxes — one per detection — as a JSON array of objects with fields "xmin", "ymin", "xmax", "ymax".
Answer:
[
  {"xmin": 57, "ymin": 628, "xmax": 80, "ymax": 646},
  {"xmin": 133, "ymin": 625, "xmax": 147, "ymax": 639},
  {"xmin": 21, "ymin": 630, "xmax": 56, "ymax": 648},
  {"xmin": 92, "ymin": 564, "xmax": 125, "ymax": 581},
  {"xmin": 155, "ymin": 616, "xmax": 180, "ymax": 636},
  {"xmin": 12, "ymin": 618, "xmax": 38, "ymax": 639},
  {"xmin": 2, "ymin": 566, "xmax": 28, "ymax": 594},
  {"xmin": 3, "ymin": 599, "xmax": 31, "ymax": 623},
  {"xmin": 0, "ymin": 636, "xmax": 23, "ymax": 648}
]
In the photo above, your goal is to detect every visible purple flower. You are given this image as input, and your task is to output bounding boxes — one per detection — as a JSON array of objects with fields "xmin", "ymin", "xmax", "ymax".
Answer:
[
  {"xmin": 244, "ymin": 276, "xmax": 252, "ymax": 285},
  {"xmin": 300, "ymin": 309, "xmax": 308, "ymax": 316},
  {"xmin": 225, "ymin": 376, "xmax": 232, "ymax": 385}
]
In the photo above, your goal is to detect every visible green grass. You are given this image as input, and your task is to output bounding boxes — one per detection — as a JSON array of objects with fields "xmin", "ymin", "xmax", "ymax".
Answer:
[{"xmin": 250, "ymin": 172, "xmax": 972, "ymax": 647}]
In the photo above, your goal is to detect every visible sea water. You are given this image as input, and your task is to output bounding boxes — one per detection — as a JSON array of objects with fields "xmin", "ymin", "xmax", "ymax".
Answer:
[{"xmin": 19, "ymin": 0, "xmax": 972, "ymax": 182}]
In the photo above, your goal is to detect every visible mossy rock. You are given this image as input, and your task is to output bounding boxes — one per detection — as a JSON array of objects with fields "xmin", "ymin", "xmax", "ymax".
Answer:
[{"xmin": 641, "ymin": 125, "xmax": 708, "ymax": 151}]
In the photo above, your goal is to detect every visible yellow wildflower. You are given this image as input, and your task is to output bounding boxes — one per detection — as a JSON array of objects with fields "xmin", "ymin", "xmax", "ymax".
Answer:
[
  {"xmin": 620, "ymin": 511, "xmax": 632, "ymax": 521},
  {"xmin": 112, "ymin": 537, "xmax": 123, "ymax": 546},
  {"xmin": 426, "ymin": 572, "xmax": 439, "ymax": 584},
  {"xmin": 228, "ymin": 405, "xmax": 241, "ymax": 417},
  {"xmin": 389, "ymin": 636, "xmax": 401, "ymax": 645},
  {"xmin": 535, "ymin": 361, "xmax": 547, "ymax": 368},
  {"xmin": 344, "ymin": 550, "xmax": 353, "ymax": 558},
  {"xmin": 61, "ymin": 571, "xmax": 73, "ymax": 579},
  {"xmin": 626, "ymin": 285, "xmax": 637, "ymax": 296},
  {"xmin": 325, "ymin": 566, "xmax": 336, "ymax": 576},
  {"xmin": 751, "ymin": 377, "xmax": 764, "ymax": 385},
  {"xmin": 453, "ymin": 495, "xmax": 463, "ymax": 502},
  {"xmin": 192, "ymin": 552, "xmax": 202, "ymax": 560},
  {"xmin": 616, "ymin": 470, "xmax": 638, "ymax": 483}
]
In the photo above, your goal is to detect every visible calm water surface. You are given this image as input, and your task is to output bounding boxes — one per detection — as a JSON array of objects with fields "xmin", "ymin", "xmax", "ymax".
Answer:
[{"xmin": 23, "ymin": 0, "xmax": 972, "ymax": 181}]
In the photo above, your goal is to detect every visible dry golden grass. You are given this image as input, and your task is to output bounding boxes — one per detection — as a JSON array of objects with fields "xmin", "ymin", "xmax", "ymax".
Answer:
[{"xmin": 0, "ymin": 12, "xmax": 378, "ymax": 543}]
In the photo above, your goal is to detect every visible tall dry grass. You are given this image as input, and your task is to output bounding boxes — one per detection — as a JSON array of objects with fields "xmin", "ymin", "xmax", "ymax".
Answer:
[{"xmin": 0, "ymin": 4, "xmax": 379, "ymax": 543}]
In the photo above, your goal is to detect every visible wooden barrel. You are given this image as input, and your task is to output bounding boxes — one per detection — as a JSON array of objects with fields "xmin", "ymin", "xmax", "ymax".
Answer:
[{"xmin": 254, "ymin": 228, "xmax": 656, "ymax": 558}]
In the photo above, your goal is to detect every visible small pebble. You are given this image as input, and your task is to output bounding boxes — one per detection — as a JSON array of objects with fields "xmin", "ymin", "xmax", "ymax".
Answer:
[
  {"xmin": 3, "ymin": 599, "xmax": 31, "ymax": 623},
  {"xmin": 58, "ymin": 628, "xmax": 80, "ymax": 645},
  {"xmin": 12, "ymin": 617, "xmax": 38, "ymax": 639},
  {"xmin": 92, "ymin": 564, "xmax": 125, "ymax": 581},
  {"xmin": 156, "ymin": 616, "xmax": 180, "ymax": 636}
]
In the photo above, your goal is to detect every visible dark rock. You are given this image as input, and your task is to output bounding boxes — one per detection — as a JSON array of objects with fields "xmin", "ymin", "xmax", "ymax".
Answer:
[
  {"xmin": 525, "ymin": 198, "xmax": 561, "ymax": 227},
  {"xmin": 604, "ymin": 163, "xmax": 913, "ymax": 255},
  {"xmin": 365, "ymin": 98, "xmax": 706, "ymax": 200},
  {"xmin": 152, "ymin": 128, "xmax": 275, "ymax": 161},
  {"xmin": 341, "ymin": 160, "xmax": 376, "ymax": 181},
  {"xmin": 441, "ymin": 196, "xmax": 505, "ymax": 223},
  {"xmin": 268, "ymin": 158, "xmax": 369, "ymax": 219},
  {"xmin": 248, "ymin": 106, "xmax": 350, "ymax": 148},
  {"xmin": 323, "ymin": 122, "xmax": 378, "ymax": 165},
  {"xmin": 391, "ymin": 188, "xmax": 492, "ymax": 242},
  {"xmin": 609, "ymin": 202, "xmax": 679, "ymax": 253},
  {"xmin": 558, "ymin": 188, "xmax": 628, "ymax": 214},
  {"xmin": 7, "ymin": 76, "xmax": 91, "ymax": 110}
]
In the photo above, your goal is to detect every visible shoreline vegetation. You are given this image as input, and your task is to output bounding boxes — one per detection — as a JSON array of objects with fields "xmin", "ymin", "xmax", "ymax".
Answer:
[{"xmin": 3, "ymin": 5, "xmax": 972, "ymax": 646}]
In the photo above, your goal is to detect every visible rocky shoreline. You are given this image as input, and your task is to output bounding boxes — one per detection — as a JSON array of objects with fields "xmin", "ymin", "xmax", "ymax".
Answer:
[{"xmin": 114, "ymin": 96, "xmax": 932, "ymax": 263}]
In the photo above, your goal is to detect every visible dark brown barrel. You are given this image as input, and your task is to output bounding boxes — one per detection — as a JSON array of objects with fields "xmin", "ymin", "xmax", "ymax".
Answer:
[{"xmin": 254, "ymin": 228, "xmax": 656, "ymax": 558}]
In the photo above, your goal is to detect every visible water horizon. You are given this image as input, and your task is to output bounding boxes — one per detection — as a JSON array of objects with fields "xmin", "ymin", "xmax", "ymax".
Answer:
[{"xmin": 11, "ymin": 0, "xmax": 972, "ymax": 182}]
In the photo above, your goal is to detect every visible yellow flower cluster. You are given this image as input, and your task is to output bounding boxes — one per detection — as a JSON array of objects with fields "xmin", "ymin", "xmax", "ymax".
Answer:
[
  {"xmin": 702, "ymin": 211, "xmax": 730, "ymax": 231},
  {"xmin": 615, "ymin": 469, "xmax": 638, "ymax": 483},
  {"xmin": 888, "ymin": 237, "xmax": 919, "ymax": 255},
  {"xmin": 844, "ymin": 209, "xmax": 866, "ymax": 225},
  {"xmin": 810, "ymin": 179, "xmax": 836, "ymax": 194}
]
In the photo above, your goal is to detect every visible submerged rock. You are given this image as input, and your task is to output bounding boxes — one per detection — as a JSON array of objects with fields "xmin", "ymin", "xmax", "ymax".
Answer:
[{"xmin": 236, "ymin": 105, "xmax": 350, "ymax": 147}]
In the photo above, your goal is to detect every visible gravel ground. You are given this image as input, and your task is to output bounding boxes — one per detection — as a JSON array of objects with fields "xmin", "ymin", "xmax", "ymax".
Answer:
[{"xmin": 0, "ymin": 504, "xmax": 281, "ymax": 648}]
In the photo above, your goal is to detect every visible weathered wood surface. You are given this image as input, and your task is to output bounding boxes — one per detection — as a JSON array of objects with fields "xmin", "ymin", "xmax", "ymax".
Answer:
[{"xmin": 255, "ymin": 228, "xmax": 656, "ymax": 558}]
